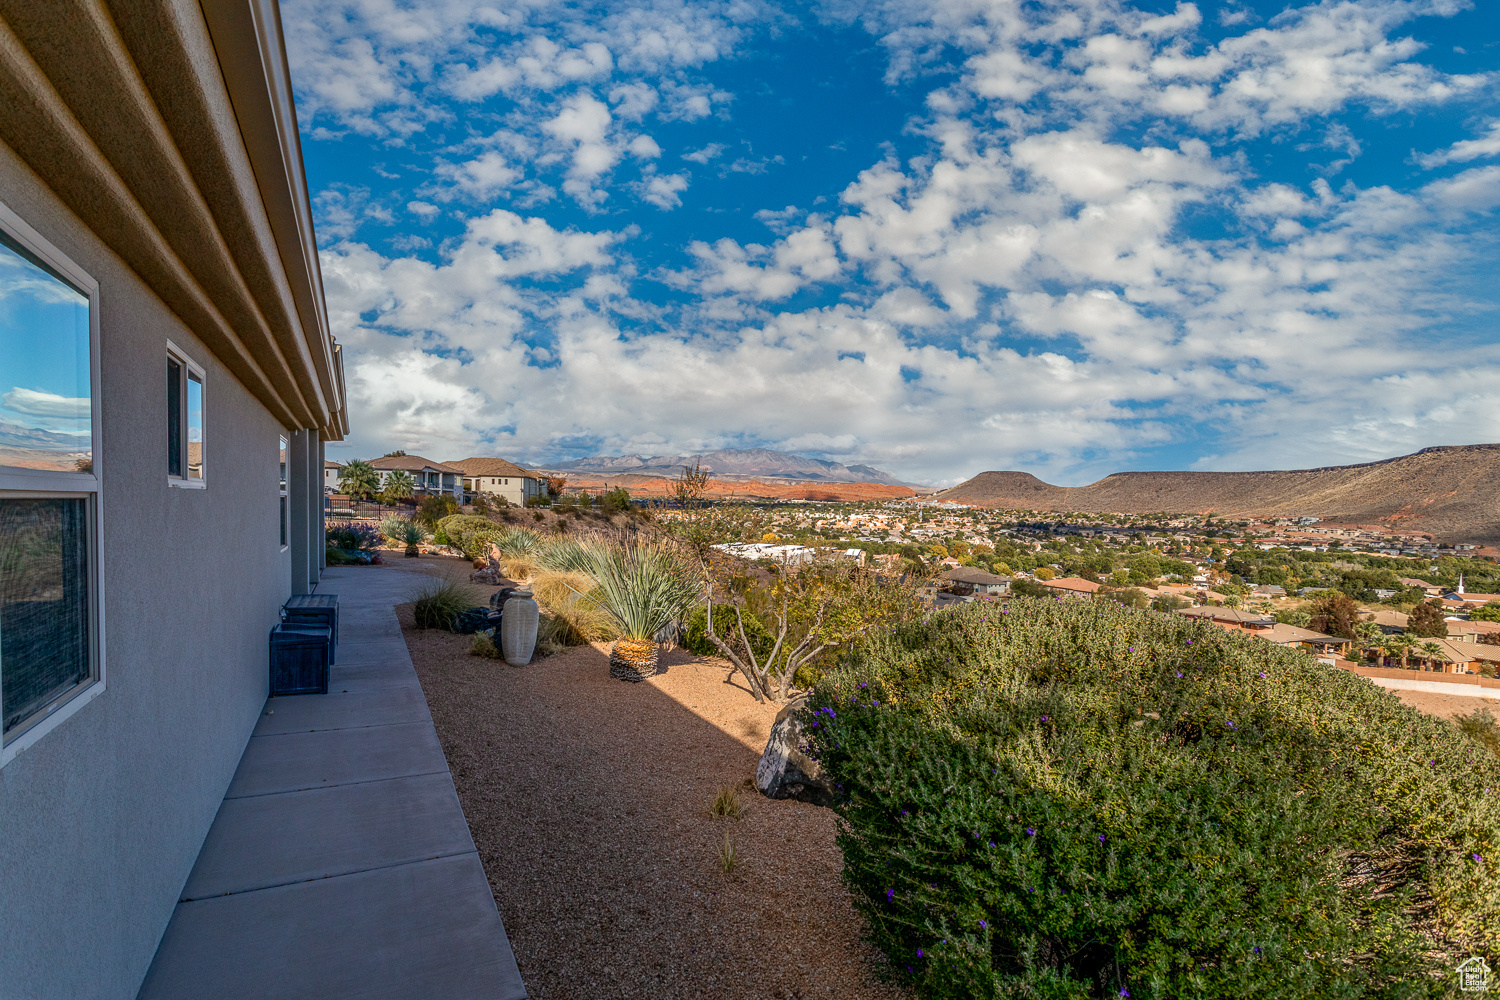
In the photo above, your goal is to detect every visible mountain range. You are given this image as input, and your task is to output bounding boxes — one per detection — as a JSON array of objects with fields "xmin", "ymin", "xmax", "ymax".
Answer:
[
  {"xmin": 539, "ymin": 448, "xmax": 915, "ymax": 487},
  {"xmin": 933, "ymin": 445, "xmax": 1500, "ymax": 546}
]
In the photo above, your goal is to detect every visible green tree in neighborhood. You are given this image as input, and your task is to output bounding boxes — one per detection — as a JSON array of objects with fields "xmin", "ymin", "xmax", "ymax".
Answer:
[
  {"xmin": 1407, "ymin": 600, "xmax": 1449, "ymax": 638},
  {"xmin": 1307, "ymin": 591, "xmax": 1361, "ymax": 639},
  {"xmin": 379, "ymin": 470, "xmax": 415, "ymax": 503},
  {"xmin": 338, "ymin": 459, "xmax": 379, "ymax": 499},
  {"xmin": 1418, "ymin": 640, "xmax": 1446, "ymax": 668},
  {"xmin": 1471, "ymin": 601, "xmax": 1500, "ymax": 623}
]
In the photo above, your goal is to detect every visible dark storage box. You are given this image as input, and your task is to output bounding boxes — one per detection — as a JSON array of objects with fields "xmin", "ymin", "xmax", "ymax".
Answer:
[
  {"xmin": 269, "ymin": 624, "xmax": 331, "ymax": 696},
  {"xmin": 282, "ymin": 594, "xmax": 339, "ymax": 663}
]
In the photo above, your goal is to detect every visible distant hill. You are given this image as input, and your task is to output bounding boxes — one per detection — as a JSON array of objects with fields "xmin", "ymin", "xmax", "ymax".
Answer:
[
  {"xmin": 933, "ymin": 445, "xmax": 1500, "ymax": 545},
  {"xmin": 542, "ymin": 447, "xmax": 917, "ymax": 487}
]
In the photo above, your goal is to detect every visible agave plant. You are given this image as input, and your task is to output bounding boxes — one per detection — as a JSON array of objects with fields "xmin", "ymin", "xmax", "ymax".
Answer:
[
  {"xmin": 492, "ymin": 526, "xmax": 542, "ymax": 557},
  {"xmin": 571, "ymin": 543, "xmax": 700, "ymax": 681}
]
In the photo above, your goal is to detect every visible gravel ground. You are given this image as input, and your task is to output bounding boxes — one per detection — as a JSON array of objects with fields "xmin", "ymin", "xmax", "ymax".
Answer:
[
  {"xmin": 398, "ymin": 585, "xmax": 906, "ymax": 1000},
  {"xmin": 1392, "ymin": 688, "xmax": 1500, "ymax": 720}
]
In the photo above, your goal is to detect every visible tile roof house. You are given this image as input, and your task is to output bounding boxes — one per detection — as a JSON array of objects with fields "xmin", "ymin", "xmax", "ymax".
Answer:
[
  {"xmin": 445, "ymin": 456, "xmax": 545, "ymax": 507},
  {"xmin": 1362, "ymin": 609, "xmax": 1411, "ymax": 634},
  {"xmin": 1040, "ymin": 577, "xmax": 1102, "ymax": 597},
  {"xmin": 940, "ymin": 566, "xmax": 1012, "ymax": 596},
  {"xmin": 1178, "ymin": 606, "xmax": 1276, "ymax": 627},
  {"xmin": 370, "ymin": 455, "xmax": 463, "ymax": 498}
]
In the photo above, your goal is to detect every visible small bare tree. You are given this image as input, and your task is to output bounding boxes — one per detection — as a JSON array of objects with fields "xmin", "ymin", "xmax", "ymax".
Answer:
[
  {"xmin": 702, "ymin": 569, "xmax": 835, "ymax": 703},
  {"xmin": 673, "ymin": 460, "xmax": 711, "ymax": 510}
]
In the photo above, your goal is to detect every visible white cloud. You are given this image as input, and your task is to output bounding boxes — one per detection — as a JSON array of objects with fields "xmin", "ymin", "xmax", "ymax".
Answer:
[
  {"xmin": 636, "ymin": 171, "xmax": 690, "ymax": 209},
  {"xmin": 427, "ymin": 151, "xmax": 522, "ymax": 202},
  {"xmin": 2, "ymin": 388, "xmax": 89, "ymax": 421},
  {"xmin": 1417, "ymin": 119, "xmax": 1500, "ymax": 168},
  {"xmin": 682, "ymin": 142, "xmax": 726, "ymax": 164}
]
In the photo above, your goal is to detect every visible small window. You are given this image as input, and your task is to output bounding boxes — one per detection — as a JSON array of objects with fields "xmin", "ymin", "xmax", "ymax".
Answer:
[
  {"xmin": 166, "ymin": 343, "xmax": 204, "ymax": 486},
  {"xmin": 279, "ymin": 436, "xmax": 288, "ymax": 549}
]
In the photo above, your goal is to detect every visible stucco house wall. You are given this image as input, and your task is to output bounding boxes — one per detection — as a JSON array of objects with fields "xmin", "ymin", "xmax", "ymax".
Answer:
[{"xmin": 0, "ymin": 3, "xmax": 344, "ymax": 997}]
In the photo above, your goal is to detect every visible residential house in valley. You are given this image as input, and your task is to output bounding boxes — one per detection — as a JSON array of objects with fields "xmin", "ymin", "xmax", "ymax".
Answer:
[
  {"xmin": 369, "ymin": 454, "xmax": 463, "ymax": 498},
  {"xmin": 1040, "ymin": 577, "xmax": 1102, "ymax": 598},
  {"xmin": 324, "ymin": 458, "xmax": 342, "ymax": 491},
  {"xmin": 445, "ymin": 456, "xmax": 544, "ymax": 506}
]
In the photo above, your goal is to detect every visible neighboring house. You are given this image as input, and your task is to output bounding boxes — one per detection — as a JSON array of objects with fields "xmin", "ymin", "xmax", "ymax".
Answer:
[
  {"xmin": 0, "ymin": 5, "xmax": 345, "ymax": 997},
  {"xmin": 1041, "ymin": 577, "xmax": 1102, "ymax": 598},
  {"xmin": 1398, "ymin": 577, "xmax": 1442, "ymax": 596},
  {"xmin": 445, "ymin": 456, "xmax": 544, "ymax": 506},
  {"xmin": 1449, "ymin": 619, "xmax": 1500, "ymax": 644},
  {"xmin": 324, "ymin": 459, "xmax": 342, "ymax": 492},
  {"xmin": 1251, "ymin": 584, "xmax": 1287, "ymax": 598},
  {"xmin": 1363, "ymin": 609, "xmax": 1411, "ymax": 635},
  {"xmin": 941, "ymin": 566, "xmax": 1011, "ymax": 596},
  {"xmin": 1368, "ymin": 638, "xmax": 1500, "ymax": 675},
  {"xmin": 369, "ymin": 454, "xmax": 463, "ymax": 498},
  {"xmin": 1257, "ymin": 624, "xmax": 1351, "ymax": 655},
  {"xmin": 1178, "ymin": 606, "xmax": 1276, "ymax": 628}
]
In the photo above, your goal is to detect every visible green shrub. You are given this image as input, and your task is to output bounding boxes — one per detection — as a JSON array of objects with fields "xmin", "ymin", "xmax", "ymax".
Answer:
[
  {"xmin": 437, "ymin": 514, "xmax": 500, "ymax": 559},
  {"xmin": 408, "ymin": 576, "xmax": 479, "ymax": 630},
  {"xmin": 805, "ymin": 598, "xmax": 1500, "ymax": 1000},
  {"xmin": 415, "ymin": 494, "xmax": 459, "ymax": 528}
]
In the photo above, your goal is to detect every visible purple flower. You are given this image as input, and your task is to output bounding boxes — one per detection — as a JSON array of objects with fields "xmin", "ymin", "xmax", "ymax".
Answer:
[
  {"xmin": 887, "ymin": 888, "xmax": 895, "ymax": 901},
  {"xmin": 1119, "ymin": 989, "xmax": 1130, "ymax": 998},
  {"xmin": 1187, "ymin": 639, "xmax": 1193, "ymax": 645},
  {"xmin": 1041, "ymin": 715, "xmax": 1049, "ymax": 722},
  {"xmin": 979, "ymin": 920, "xmax": 988, "ymax": 929},
  {"xmin": 1258, "ymin": 672, "xmax": 1266, "ymax": 678},
  {"xmin": 1176, "ymin": 672, "xmax": 1184, "ymax": 678},
  {"xmin": 1253, "ymin": 946, "xmax": 1262, "ymax": 955},
  {"xmin": 1475, "ymin": 853, "xmax": 1483, "ymax": 863},
  {"xmin": 1027, "ymin": 827, "xmax": 1036, "ymax": 836},
  {"xmin": 916, "ymin": 949, "xmax": 925, "ymax": 958},
  {"xmin": 1099, "ymin": 834, "xmax": 1106, "ymax": 843}
]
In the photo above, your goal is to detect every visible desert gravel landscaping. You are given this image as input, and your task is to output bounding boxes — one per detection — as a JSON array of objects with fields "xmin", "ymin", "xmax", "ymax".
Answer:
[{"xmin": 394, "ymin": 565, "xmax": 906, "ymax": 1000}]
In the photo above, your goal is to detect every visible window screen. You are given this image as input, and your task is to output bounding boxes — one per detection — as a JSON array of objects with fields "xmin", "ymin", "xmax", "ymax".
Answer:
[
  {"xmin": 167, "ymin": 358, "xmax": 182, "ymax": 477},
  {"xmin": 1, "ymin": 498, "xmax": 90, "ymax": 737}
]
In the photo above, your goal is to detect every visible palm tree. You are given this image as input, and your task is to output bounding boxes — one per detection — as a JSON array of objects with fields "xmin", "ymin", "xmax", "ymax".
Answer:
[
  {"xmin": 338, "ymin": 459, "xmax": 379, "ymax": 499},
  {"xmin": 1419, "ymin": 640, "xmax": 1445, "ymax": 672},
  {"xmin": 1390, "ymin": 633, "xmax": 1415, "ymax": 670},
  {"xmin": 381, "ymin": 470, "xmax": 415, "ymax": 501}
]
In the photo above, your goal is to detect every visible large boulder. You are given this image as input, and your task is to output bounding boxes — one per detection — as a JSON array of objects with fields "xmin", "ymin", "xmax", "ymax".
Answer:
[{"xmin": 756, "ymin": 697, "xmax": 836, "ymax": 807}]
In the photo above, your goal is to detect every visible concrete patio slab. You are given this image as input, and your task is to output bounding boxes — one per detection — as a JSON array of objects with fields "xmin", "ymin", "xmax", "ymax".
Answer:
[
  {"xmin": 181, "ymin": 772, "xmax": 476, "ymax": 899},
  {"xmin": 226, "ymin": 722, "xmax": 448, "ymax": 798},
  {"xmin": 141, "ymin": 854, "xmax": 525, "ymax": 1000},
  {"xmin": 139, "ymin": 566, "xmax": 526, "ymax": 999},
  {"xmin": 253, "ymin": 684, "xmax": 431, "ymax": 735}
]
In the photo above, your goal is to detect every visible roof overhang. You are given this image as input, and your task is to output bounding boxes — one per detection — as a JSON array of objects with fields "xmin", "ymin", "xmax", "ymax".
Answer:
[{"xmin": 0, "ymin": 0, "xmax": 345, "ymax": 439}]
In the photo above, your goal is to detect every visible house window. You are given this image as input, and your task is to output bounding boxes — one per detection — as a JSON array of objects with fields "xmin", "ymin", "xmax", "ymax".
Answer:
[
  {"xmin": 0, "ymin": 201, "xmax": 103, "ymax": 761},
  {"xmin": 278, "ymin": 436, "xmax": 288, "ymax": 549},
  {"xmin": 166, "ymin": 342, "xmax": 204, "ymax": 486}
]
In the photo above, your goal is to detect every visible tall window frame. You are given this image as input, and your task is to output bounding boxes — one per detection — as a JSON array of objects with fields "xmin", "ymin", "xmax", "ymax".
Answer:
[
  {"xmin": 0, "ymin": 200, "xmax": 105, "ymax": 766},
  {"xmin": 279, "ymin": 436, "xmax": 288, "ymax": 550},
  {"xmin": 166, "ymin": 340, "xmax": 205, "ymax": 487}
]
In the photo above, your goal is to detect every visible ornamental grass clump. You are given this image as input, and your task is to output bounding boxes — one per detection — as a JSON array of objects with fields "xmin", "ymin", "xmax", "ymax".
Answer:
[
  {"xmin": 804, "ymin": 597, "xmax": 1500, "ymax": 1000},
  {"xmin": 409, "ymin": 575, "xmax": 480, "ymax": 631}
]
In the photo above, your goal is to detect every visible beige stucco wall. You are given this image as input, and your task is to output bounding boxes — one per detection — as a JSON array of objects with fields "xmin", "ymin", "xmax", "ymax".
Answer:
[
  {"xmin": 0, "ymin": 139, "xmax": 292, "ymax": 999},
  {"xmin": 466, "ymin": 475, "xmax": 542, "ymax": 507}
]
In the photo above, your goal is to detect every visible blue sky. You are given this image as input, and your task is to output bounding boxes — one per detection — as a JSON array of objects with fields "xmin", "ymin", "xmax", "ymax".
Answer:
[{"xmin": 287, "ymin": 0, "xmax": 1500, "ymax": 485}]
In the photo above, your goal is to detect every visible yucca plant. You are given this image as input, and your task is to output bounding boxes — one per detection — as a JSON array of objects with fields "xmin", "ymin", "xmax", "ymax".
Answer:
[
  {"xmin": 492, "ymin": 526, "xmax": 541, "ymax": 557},
  {"xmin": 395, "ymin": 519, "xmax": 428, "ymax": 557},
  {"xmin": 571, "ymin": 543, "xmax": 700, "ymax": 681}
]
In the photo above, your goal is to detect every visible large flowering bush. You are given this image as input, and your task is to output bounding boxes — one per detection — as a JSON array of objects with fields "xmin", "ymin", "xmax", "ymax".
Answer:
[{"xmin": 806, "ymin": 598, "xmax": 1500, "ymax": 999}]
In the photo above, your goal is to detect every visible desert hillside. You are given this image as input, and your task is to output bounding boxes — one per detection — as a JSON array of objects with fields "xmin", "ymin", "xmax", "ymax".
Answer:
[
  {"xmin": 556, "ymin": 472, "xmax": 915, "ymax": 503},
  {"xmin": 933, "ymin": 445, "xmax": 1500, "ymax": 545}
]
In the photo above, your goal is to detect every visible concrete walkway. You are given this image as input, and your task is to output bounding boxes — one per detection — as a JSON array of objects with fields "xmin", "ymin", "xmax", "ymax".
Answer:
[{"xmin": 138, "ymin": 566, "xmax": 527, "ymax": 999}]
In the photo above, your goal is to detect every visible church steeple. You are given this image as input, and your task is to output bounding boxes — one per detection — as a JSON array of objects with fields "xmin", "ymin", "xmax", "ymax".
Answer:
[{"xmin": 1458, "ymin": 573, "xmax": 1465, "ymax": 595}]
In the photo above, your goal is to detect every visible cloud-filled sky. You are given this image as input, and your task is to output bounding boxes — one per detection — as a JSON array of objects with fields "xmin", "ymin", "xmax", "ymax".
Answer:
[{"xmin": 287, "ymin": 0, "xmax": 1499, "ymax": 486}]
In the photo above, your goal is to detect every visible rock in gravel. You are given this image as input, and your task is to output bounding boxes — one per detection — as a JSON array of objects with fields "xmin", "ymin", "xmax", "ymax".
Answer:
[{"xmin": 756, "ymin": 696, "xmax": 835, "ymax": 807}]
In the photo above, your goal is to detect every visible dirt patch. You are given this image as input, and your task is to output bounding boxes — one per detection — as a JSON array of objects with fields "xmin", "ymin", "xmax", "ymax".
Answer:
[
  {"xmin": 399, "ymin": 617, "xmax": 906, "ymax": 1000},
  {"xmin": 1392, "ymin": 688, "xmax": 1500, "ymax": 720}
]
